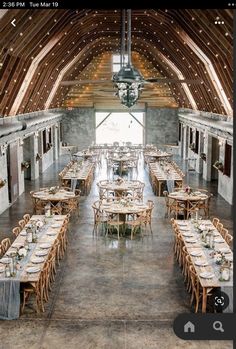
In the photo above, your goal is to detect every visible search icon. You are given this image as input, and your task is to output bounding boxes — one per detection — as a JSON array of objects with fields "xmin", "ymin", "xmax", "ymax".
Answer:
[{"xmin": 213, "ymin": 321, "xmax": 224, "ymax": 333}]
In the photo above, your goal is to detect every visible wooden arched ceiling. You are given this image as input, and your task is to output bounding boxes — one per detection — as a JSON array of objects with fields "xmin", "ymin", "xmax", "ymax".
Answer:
[
  {"xmin": 0, "ymin": 9, "xmax": 233, "ymax": 116},
  {"xmin": 58, "ymin": 51, "xmax": 179, "ymax": 109}
]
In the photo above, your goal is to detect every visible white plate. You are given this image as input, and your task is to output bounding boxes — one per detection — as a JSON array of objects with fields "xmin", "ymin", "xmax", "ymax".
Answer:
[
  {"xmin": 20, "ymin": 231, "xmax": 27, "ymax": 236},
  {"xmin": 195, "ymin": 261, "xmax": 209, "ymax": 267},
  {"xmin": 190, "ymin": 251, "xmax": 202, "ymax": 257},
  {"xmin": 51, "ymin": 224, "xmax": 60, "ymax": 228},
  {"xmin": 47, "ymin": 231, "xmax": 57, "ymax": 236},
  {"xmin": 199, "ymin": 272, "xmax": 215, "ymax": 279},
  {"xmin": 0, "ymin": 258, "xmax": 11, "ymax": 264},
  {"xmin": 180, "ymin": 227, "xmax": 191, "ymax": 231},
  {"xmin": 35, "ymin": 250, "xmax": 48, "ymax": 257},
  {"xmin": 193, "ymin": 191, "xmax": 202, "ymax": 195},
  {"xmin": 54, "ymin": 217, "xmax": 64, "ymax": 221},
  {"xmin": 39, "ymin": 243, "xmax": 51, "ymax": 249},
  {"xmin": 31, "ymin": 257, "xmax": 44, "ymax": 264},
  {"xmin": 213, "ymin": 232, "xmax": 220, "ymax": 237},
  {"xmin": 225, "ymin": 256, "xmax": 233, "ymax": 262},
  {"xmin": 182, "ymin": 233, "xmax": 194, "ymax": 237},
  {"xmin": 5, "ymin": 249, "xmax": 17, "ymax": 256},
  {"xmin": 200, "ymin": 194, "xmax": 208, "ymax": 199},
  {"xmin": 185, "ymin": 239, "xmax": 198, "ymax": 243},
  {"xmin": 218, "ymin": 248, "xmax": 232, "ymax": 254},
  {"xmin": 214, "ymin": 238, "xmax": 224, "ymax": 243},
  {"xmin": 178, "ymin": 222, "xmax": 188, "ymax": 226},
  {"xmin": 13, "ymin": 242, "xmax": 24, "ymax": 248},
  {"xmin": 26, "ymin": 266, "xmax": 40, "ymax": 273}
]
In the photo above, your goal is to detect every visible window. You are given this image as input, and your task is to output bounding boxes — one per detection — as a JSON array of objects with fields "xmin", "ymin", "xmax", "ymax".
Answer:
[
  {"xmin": 224, "ymin": 142, "xmax": 232, "ymax": 177},
  {"xmin": 42, "ymin": 129, "xmax": 47, "ymax": 153},
  {"xmin": 95, "ymin": 112, "xmax": 144, "ymax": 145},
  {"xmin": 195, "ymin": 130, "xmax": 199, "ymax": 154},
  {"xmin": 112, "ymin": 54, "xmax": 128, "ymax": 72},
  {"xmin": 189, "ymin": 127, "xmax": 193, "ymax": 144},
  {"xmin": 59, "ymin": 122, "xmax": 63, "ymax": 141},
  {"xmin": 178, "ymin": 123, "xmax": 182, "ymax": 142},
  {"xmin": 48, "ymin": 127, "xmax": 52, "ymax": 144}
]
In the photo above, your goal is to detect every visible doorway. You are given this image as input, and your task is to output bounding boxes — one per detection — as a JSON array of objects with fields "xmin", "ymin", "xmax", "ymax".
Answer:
[
  {"xmin": 7, "ymin": 143, "xmax": 19, "ymax": 204},
  {"xmin": 22, "ymin": 136, "xmax": 32, "ymax": 180},
  {"xmin": 211, "ymin": 136, "xmax": 220, "ymax": 181},
  {"xmin": 95, "ymin": 112, "xmax": 144, "ymax": 145}
]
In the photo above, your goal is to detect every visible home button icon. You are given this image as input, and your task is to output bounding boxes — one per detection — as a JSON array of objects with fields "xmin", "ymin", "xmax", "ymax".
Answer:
[{"xmin": 184, "ymin": 321, "xmax": 195, "ymax": 333}]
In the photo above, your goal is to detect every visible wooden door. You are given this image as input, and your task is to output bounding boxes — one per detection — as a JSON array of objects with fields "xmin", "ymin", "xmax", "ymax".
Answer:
[{"xmin": 7, "ymin": 143, "xmax": 19, "ymax": 203}]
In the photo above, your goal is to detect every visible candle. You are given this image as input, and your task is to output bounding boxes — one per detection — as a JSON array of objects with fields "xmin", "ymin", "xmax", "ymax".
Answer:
[
  {"xmin": 195, "ymin": 209, "xmax": 199, "ymax": 220},
  {"xmin": 222, "ymin": 269, "xmax": 230, "ymax": 281}
]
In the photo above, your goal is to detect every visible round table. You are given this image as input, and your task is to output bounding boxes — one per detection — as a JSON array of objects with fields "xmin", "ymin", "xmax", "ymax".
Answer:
[
  {"xmin": 110, "ymin": 156, "xmax": 138, "ymax": 176},
  {"xmin": 168, "ymin": 190, "xmax": 210, "ymax": 219},
  {"xmin": 97, "ymin": 180, "xmax": 144, "ymax": 199},
  {"xmin": 32, "ymin": 188, "xmax": 76, "ymax": 214}
]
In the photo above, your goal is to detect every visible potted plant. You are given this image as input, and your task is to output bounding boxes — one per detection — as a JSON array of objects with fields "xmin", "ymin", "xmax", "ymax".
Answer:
[
  {"xmin": 189, "ymin": 143, "xmax": 195, "ymax": 151},
  {"xmin": 21, "ymin": 161, "xmax": 30, "ymax": 171},
  {"xmin": 213, "ymin": 161, "xmax": 223, "ymax": 171},
  {"xmin": 0, "ymin": 178, "xmax": 6, "ymax": 188},
  {"xmin": 200, "ymin": 153, "xmax": 206, "ymax": 161}
]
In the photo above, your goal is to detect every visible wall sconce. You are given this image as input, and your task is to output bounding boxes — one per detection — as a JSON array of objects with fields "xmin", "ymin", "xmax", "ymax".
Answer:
[
  {"xmin": 34, "ymin": 131, "xmax": 39, "ymax": 138},
  {"xmin": 0, "ymin": 144, "xmax": 7, "ymax": 156},
  {"xmin": 36, "ymin": 153, "xmax": 42, "ymax": 161},
  {"xmin": 218, "ymin": 138, "xmax": 224, "ymax": 146},
  {"xmin": 19, "ymin": 139, "xmax": 24, "ymax": 146}
]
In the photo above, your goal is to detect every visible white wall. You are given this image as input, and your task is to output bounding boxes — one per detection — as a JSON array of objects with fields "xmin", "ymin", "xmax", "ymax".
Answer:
[
  {"xmin": 0, "ymin": 153, "xmax": 9, "ymax": 214},
  {"xmin": 178, "ymin": 111, "xmax": 233, "ymax": 205},
  {"xmin": 0, "ymin": 119, "xmax": 61, "ymax": 214},
  {"xmin": 18, "ymin": 140, "xmax": 25, "ymax": 196},
  {"xmin": 218, "ymin": 142, "xmax": 233, "ymax": 205},
  {"xmin": 41, "ymin": 147, "xmax": 54, "ymax": 173}
]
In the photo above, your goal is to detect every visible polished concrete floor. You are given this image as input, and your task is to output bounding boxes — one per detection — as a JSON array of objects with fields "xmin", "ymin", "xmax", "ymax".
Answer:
[{"xmin": 0, "ymin": 155, "xmax": 233, "ymax": 349}]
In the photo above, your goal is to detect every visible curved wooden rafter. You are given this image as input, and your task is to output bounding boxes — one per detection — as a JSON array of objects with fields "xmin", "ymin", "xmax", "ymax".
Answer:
[{"xmin": 0, "ymin": 9, "xmax": 232, "ymax": 116}]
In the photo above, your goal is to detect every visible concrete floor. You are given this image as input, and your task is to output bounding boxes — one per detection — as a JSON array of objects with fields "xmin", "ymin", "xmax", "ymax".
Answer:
[{"xmin": 0, "ymin": 155, "xmax": 233, "ymax": 349}]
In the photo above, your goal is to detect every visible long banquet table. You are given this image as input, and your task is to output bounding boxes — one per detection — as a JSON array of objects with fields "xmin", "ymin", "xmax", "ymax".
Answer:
[
  {"xmin": 174, "ymin": 219, "xmax": 233, "ymax": 313},
  {"xmin": 61, "ymin": 161, "xmax": 95, "ymax": 194},
  {"xmin": 149, "ymin": 161, "xmax": 183, "ymax": 196},
  {"xmin": 0, "ymin": 215, "xmax": 67, "ymax": 319}
]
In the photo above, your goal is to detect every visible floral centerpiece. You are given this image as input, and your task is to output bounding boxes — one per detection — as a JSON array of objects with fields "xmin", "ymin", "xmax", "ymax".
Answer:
[
  {"xmin": 16, "ymin": 246, "xmax": 27, "ymax": 260},
  {"xmin": 116, "ymin": 177, "xmax": 124, "ymax": 185},
  {"xmin": 185, "ymin": 186, "xmax": 192, "ymax": 195},
  {"xmin": 49, "ymin": 186, "xmax": 59, "ymax": 194}
]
